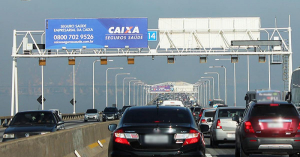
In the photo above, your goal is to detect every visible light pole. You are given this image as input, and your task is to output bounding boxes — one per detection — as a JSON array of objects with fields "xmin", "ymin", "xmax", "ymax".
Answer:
[
  {"xmin": 209, "ymin": 65, "xmax": 227, "ymax": 104},
  {"xmin": 115, "ymin": 73, "xmax": 130, "ymax": 108},
  {"xmin": 215, "ymin": 58, "xmax": 236, "ymax": 106},
  {"xmin": 93, "ymin": 59, "xmax": 113, "ymax": 109},
  {"xmin": 106, "ymin": 67, "xmax": 123, "ymax": 107},
  {"xmin": 201, "ymin": 77, "xmax": 214, "ymax": 99},
  {"xmin": 133, "ymin": 82, "xmax": 143, "ymax": 106},
  {"xmin": 129, "ymin": 80, "xmax": 141, "ymax": 105},
  {"xmin": 123, "ymin": 77, "xmax": 136, "ymax": 106},
  {"xmin": 205, "ymin": 72, "xmax": 220, "ymax": 99},
  {"xmin": 200, "ymin": 79, "xmax": 211, "ymax": 101}
]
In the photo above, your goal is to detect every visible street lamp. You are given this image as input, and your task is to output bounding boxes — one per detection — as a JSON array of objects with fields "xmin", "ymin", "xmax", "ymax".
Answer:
[
  {"xmin": 201, "ymin": 77, "xmax": 214, "ymax": 99},
  {"xmin": 205, "ymin": 72, "xmax": 220, "ymax": 99},
  {"xmin": 209, "ymin": 65, "xmax": 227, "ymax": 104},
  {"xmin": 93, "ymin": 59, "xmax": 113, "ymax": 109},
  {"xmin": 106, "ymin": 67, "xmax": 123, "ymax": 107},
  {"xmin": 134, "ymin": 82, "xmax": 143, "ymax": 106},
  {"xmin": 123, "ymin": 77, "xmax": 136, "ymax": 106},
  {"xmin": 199, "ymin": 79, "xmax": 211, "ymax": 104},
  {"xmin": 215, "ymin": 58, "xmax": 236, "ymax": 107},
  {"xmin": 115, "ymin": 73, "xmax": 130, "ymax": 108},
  {"xmin": 129, "ymin": 80, "xmax": 141, "ymax": 105}
]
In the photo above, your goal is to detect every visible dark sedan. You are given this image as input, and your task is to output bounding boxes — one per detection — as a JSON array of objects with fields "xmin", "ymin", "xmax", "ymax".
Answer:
[
  {"xmin": 102, "ymin": 107, "xmax": 120, "ymax": 122},
  {"xmin": 2, "ymin": 110, "xmax": 65, "ymax": 142},
  {"xmin": 107, "ymin": 106, "xmax": 208, "ymax": 157}
]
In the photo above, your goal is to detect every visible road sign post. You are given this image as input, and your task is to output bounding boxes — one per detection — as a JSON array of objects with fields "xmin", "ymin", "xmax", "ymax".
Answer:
[{"xmin": 37, "ymin": 95, "xmax": 46, "ymax": 105}]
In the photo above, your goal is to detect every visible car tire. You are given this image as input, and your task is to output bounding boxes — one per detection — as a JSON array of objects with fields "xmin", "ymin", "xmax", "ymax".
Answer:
[
  {"xmin": 97, "ymin": 118, "xmax": 100, "ymax": 122},
  {"xmin": 235, "ymin": 140, "xmax": 240, "ymax": 157},
  {"xmin": 84, "ymin": 120, "xmax": 87, "ymax": 122},
  {"xmin": 240, "ymin": 142, "xmax": 249, "ymax": 157},
  {"xmin": 210, "ymin": 136, "xmax": 218, "ymax": 148}
]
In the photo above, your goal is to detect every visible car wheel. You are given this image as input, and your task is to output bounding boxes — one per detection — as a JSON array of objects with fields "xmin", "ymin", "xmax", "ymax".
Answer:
[
  {"xmin": 97, "ymin": 118, "xmax": 100, "ymax": 122},
  {"xmin": 210, "ymin": 136, "xmax": 218, "ymax": 148},
  {"xmin": 240, "ymin": 142, "xmax": 249, "ymax": 157},
  {"xmin": 235, "ymin": 140, "xmax": 240, "ymax": 157}
]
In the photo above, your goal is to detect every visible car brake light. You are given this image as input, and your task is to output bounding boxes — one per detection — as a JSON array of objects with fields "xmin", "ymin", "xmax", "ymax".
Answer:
[
  {"xmin": 114, "ymin": 129, "xmax": 139, "ymax": 145},
  {"xmin": 297, "ymin": 122, "xmax": 300, "ymax": 130},
  {"xmin": 174, "ymin": 129, "xmax": 200, "ymax": 146},
  {"xmin": 270, "ymin": 104, "xmax": 279, "ymax": 106},
  {"xmin": 199, "ymin": 112, "xmax": 203, "ymax": 118},
  {"xmin": 193, "ymin": 113, "xmax": 195, "ymax": 116},
  {"xmin": 216, "ymin": 119, "xmax": 222, "ymax": 129},
  {"xmin": 244, "ymin": 121, "xmax": 255, "ymax": 133},
  {"xmin": 201, "ymin": 119, "xmax": 206, "ymax": 123}
]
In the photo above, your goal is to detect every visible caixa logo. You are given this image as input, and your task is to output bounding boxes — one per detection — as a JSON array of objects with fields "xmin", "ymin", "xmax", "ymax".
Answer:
[{"xmin": 108, "ymin": 27, "xmax": 139, "ymax": 34}]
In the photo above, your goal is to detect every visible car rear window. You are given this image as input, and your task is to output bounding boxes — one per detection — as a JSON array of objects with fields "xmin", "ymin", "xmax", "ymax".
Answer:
[
  {"xmin": 122, "ymin": 108, "xmax": 191, "ymax": 123},
  {"xmin": 104, "ymin": 108, "xmax": 116, "ymax": 112},
  {"xmin": 218, "ymin": 109, "xmax": 245, "ymax": 118},
  {"xmin": 194, "ymin": 108, "xmax": 201, "ymax": 112},
  {"xmin": 251, "ymin": 104, "xmax": 298, "ymax": 117},
  {"xmin": 204, "ymin": 111, "xmax": 215, "ymax": 117},
  {"xmin": 86, "ymin": 109, "xmax": 98, "ymax": 113}
]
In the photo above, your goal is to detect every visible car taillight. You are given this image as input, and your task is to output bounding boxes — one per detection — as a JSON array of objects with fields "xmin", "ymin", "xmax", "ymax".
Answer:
[
  {"xmin": 297, "ymin": 122, "xmax": 300, "ymax": 131},
  {"xmin": 201, "ymin": 119, "xmax": 207, "ymax": 123},
  {"xmin": 244, "ymin": 121, "xmax": 254, "ymax": 133},
  {"xmin": 193, "ymin": 113, "xmax": 195, "ymax": 116},
  {"xmin": 216, "ymin": 119, "xmax": 222, "ymax": 129},
  {"xmin": 114, "ymin": 129, "xmax": 139, "ymax": 145},
  {"xmin": 174, "ymin": 129, "xmax": 200, "ymax": 146},
  {"xmin": 199, "ymin": 112, "xmax": 203, "ymax": 118}
]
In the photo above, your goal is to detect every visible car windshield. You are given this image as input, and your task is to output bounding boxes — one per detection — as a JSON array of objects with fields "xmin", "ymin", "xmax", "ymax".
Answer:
[
  {"xmin": 122, "ymin": 106, "xmax": 131, "ymax": 112},
  {"xmin": 86, "ymin": 109, "xmax": 97, "ymax": 113},
  {"xmin": 218, "ymin": 109, "xmax": 245, "ymax": 118},
  {"xmin": 251, "ymin": 104, "xmax": 298, "ymax": 117},
  {"xmin": 10, "ymin": 112, "xmax": 55, "ymax": 126},
  {"xmin": 104, "ymin": 108, "xmax": 116, "ymax": 112},
  {"xmin": 212, "ymin": 100, "xmax": 224, "ymax": 104},
  {"xmin": 122, "ymin": 108, "xmax": 191, "ymax": 123}
]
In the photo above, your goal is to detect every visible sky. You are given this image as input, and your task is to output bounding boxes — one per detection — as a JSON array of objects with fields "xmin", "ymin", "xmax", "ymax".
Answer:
[{"xmin": 0, "ymin": 0, "xmax": 299, "ymax": 115}]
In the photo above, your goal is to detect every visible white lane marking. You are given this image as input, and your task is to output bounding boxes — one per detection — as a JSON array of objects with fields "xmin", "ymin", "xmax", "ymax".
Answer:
[
  {"xmin": 98, "ymin": 140, "xmax": 103, "ymax": 148},
  {"xmin": 74, "ymin": 150, "xmax": 81, "ymax": 157},
  {"xmin": 205, "ymin": 154, "xmax": 212, "ymax": 157}
]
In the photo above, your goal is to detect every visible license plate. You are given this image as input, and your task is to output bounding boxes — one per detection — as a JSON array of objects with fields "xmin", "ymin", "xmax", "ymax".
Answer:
[
  {"xmin": 268, "ymin": 123, "xmax": 283, "ymax": 128},
  {"xmin": 144, "ymin": 135, "xmax": 169, "ymax": 144},
  {"xmin": 227, "ymin": 133, "xmax": 235, "ymax": 138}
]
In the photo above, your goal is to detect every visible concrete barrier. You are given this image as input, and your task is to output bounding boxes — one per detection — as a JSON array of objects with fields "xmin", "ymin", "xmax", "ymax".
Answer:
[{"xmin": 0, "ymin": 120, "xmax": 119, "ymax": 157}]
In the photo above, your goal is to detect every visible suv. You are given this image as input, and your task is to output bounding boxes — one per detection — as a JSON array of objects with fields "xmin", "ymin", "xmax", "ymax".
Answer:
[
  {"xmin": 192, "ymin": 106, "xmax": 202, "ymax": 122},
  {"xmin": 102, "ymin": 107, "xmax": 120, "ymax": 122},
  {"xmin": 235, "ymin": 101, "xmax": 300, "ymax": 157},
  {"xmin": 210, "ymin": 107, "xmax": 245, "ymax": 147},
  {"xmin": 84, "ymin": 109, "xmax": 100, "ymax": 122}
]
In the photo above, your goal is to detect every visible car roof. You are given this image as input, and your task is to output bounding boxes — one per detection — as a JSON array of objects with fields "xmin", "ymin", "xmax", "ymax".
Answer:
[
  {"xmin": 254, "ymin": 100, "xmax": 290, "ymax": 104},
  {"xmin": 203, "ymin": 108, "xmax": 216, "ymax": 112},
  {"xmin": 17, "ymin": 110, "xmax": 53, "ymax": 114},
  {"xmin": 217, "ymin": 107, "xmax": 245, "ymax": 110},
  {"xmin": 105, "ymin": 107, "xmax": 117, "ymax": 108},
  {"xmin": 127, "ymin": 105, "xmax": 188, "ymax": 111}
]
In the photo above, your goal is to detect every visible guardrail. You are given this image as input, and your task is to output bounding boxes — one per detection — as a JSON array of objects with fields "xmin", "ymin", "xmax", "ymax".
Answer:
[{"xmin": 0, "ymin": 113, "xmax": 90, "ymax": 126}]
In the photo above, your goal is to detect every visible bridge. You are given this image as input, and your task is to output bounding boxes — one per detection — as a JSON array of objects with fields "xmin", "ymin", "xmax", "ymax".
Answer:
[{"xmin": 0, "ymin": 16, "xmax": 294, "ymax": 157}]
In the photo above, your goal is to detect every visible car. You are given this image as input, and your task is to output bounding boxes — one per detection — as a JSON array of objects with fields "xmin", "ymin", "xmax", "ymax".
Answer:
[
  {"xmin": 209, "ymin": 99, "xmax": 225, "ymax": 107},
  {"xmin": 84, "ymin": 109, "xmax": 100, "ymax": 122},
  {"xmin": 120, "ymin": 105, "xmax": 132, "ymax": 116},
  {"xmin": 49, "ymin": 109, "xmax": 62, "ymax": 120},
  {"xmin": 210, "ymin": 107, "xmax": 245, "ymax": 147},
  {"xmin": 102, "ymin": 107, "xmax": 120, "ymax": 121},
  {"xmin": 192, "ymin": 106, "xmax": 202, "ymax": 122},
  {"xmin": 107, "ymin": 105, "xmax": 208, "ymax": 157},
  {"xmin": 2, "ymin": 110, "xmax": 65, "ymax": 142},
  {"xmin": 161, "ymin": 100, "xmax": 184, "ymax": 107},
  {"xmin": 198, "ymin": 108, "xmax": 216, "ymax": 133},
  {"xmin": 235, "ymin": 101, "xmax": 300, "ymax": 157}
]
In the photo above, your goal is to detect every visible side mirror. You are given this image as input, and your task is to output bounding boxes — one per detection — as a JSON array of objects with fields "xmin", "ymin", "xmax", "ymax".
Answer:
[
  {"xmin": 58, "ymin": 121, "xmax": 64, "ymax": 125},
  {"xmin": 232, "ymin": 115, "xmax": 240, "ymax": 123},
  {"xmin": 200, "ymin": 124, "xmax": 209, "ymax": 132},
  {"xmin": 285, "ymin": 92, "xmax": 291, "ymax": 103},
  {"xmin": 108, "ymin": 124, "xmax": 117, "ymax": 132},
  {"xmin": 244, "ymin": 95, "xmax": 249, "ymax": 101},
  {"xmin": 3, "ymin": 123, "xmax": 8, "ymax": 127},
  {"xmin": 207, "ymin": 118, "xmax": 212, "ymax": 122}
]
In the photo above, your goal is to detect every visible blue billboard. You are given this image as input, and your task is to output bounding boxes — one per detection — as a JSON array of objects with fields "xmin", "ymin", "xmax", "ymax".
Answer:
[{"xmin": 45, "ymin": 18, "xmax": 148, "ymax": 49}]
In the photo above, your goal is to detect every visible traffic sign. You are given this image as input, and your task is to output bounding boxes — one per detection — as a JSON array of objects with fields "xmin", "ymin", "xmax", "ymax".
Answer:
[
  {"xmin": 70, "ymin": 99, "xmax": 77, "ymax": 105},
  {"xmin": 148, "ymin": 31, "xmax": 157, "ymax": 41},
  {"xmin": 37, "ymin": 95, "xmax": 46, "ymax": 104}
]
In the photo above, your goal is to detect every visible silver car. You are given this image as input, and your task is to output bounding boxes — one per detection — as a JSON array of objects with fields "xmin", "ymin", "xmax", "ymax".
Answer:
[
  {"xmin": 84, "ymin": 109, "xmax": 100, "ymax": 122},
  {"xmin": 209, "ymin": 107, "xmax": 245, "ymax": 147},
  {"xmin": 198, "ymin": 108, "xmax": 216, "ymax": 133}
]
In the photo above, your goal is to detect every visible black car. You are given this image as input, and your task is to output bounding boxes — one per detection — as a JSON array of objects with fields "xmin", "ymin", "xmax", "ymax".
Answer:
[
  {"xmin": 107, "ymin": 106, "xmax": 208, "ymax": 157},
  {"xmin": 120, "ymin": 105, "xmax": 132, "ymax": 116},
  {"xmin": 2, "ymin": 110, "xmax": 65, "ymax": 142},
  {"xmin": 234, "ymin": 101, "xmax": 300, "ymax": 157},
  {"xmin": 103, "ymin": 107, "xmax": 120, "ymax": 122}
]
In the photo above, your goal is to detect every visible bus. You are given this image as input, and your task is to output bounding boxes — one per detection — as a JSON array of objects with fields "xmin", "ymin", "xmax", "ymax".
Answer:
[
  {"xmin": 245, "ymin": 89, "xmax": 281, "ymax": 107},
  {"xmin": 287, "ymin": 68, "xmax": 300, "ymax": 106}
]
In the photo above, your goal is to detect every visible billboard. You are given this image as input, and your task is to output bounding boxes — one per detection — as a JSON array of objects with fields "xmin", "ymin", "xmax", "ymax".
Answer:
[
  {"xmin": 151, "ymin": 85, "xmax": 173, "ymax": 92},
  {"xmin": 45, "ymin": 18, "xmax": 148, "ymax": 49}
]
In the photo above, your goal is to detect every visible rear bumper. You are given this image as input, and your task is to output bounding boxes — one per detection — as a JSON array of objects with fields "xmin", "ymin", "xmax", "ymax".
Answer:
[
  {"xmin": 242, "ymin": 137, "xmax": 300, "ymax": 154},
  {"xmin": 214, "ymin": 129, "xmax": 235, "ymax": 142},
  {"xmin": 109, "ymin": 150, "xmax": 205, "ymax": 157}
]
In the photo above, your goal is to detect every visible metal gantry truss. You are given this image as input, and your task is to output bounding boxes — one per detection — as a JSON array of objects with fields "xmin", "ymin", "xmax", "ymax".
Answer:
[{"xmin": 10, "ymin": 23, "xmax": 293, "ymax": 115}]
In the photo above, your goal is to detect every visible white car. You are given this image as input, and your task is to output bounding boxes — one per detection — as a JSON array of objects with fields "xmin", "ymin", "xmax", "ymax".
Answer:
[
  {"xmin": 161, "ymin": 100, "xmax": 184, "ymax": 107},
  {"xmin": 49, "ymin": 109, "xmax": 62, "ymax": 120}
]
